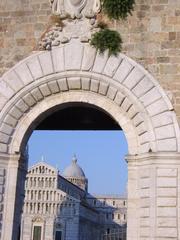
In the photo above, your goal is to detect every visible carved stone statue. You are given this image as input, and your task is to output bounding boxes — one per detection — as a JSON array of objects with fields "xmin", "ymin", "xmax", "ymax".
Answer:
[
  {"xmin": 49, "ymin": 0, "xmax": 101, "ymax": 19},
  {"xmin": 39, "ymin": 0, "xmax": 101, "ymax": 50}
]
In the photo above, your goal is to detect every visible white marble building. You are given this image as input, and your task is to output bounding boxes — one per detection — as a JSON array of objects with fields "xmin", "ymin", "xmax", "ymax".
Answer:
[{"xmin": 20, "ymin": 157, "xmax": 127, "ymax": 240}]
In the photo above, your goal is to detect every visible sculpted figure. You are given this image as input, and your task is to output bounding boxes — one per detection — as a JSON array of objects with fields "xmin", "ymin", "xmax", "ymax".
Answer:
[
  {"xmin": 49, "ymin": 0, "xmax": 101, "ymax": 18},
  {"xmin": 41, "ymin": 0, "xmax": 101, "ymax": 50},
  {"xmin": 50, "ymin": 0, "xmax": 66, "ymax": 16}
]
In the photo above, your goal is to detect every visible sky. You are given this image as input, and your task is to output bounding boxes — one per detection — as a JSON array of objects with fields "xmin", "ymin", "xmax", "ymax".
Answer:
[{"xmin": 28, "ymin": 130, "xmax": 128, "ymax": 195}]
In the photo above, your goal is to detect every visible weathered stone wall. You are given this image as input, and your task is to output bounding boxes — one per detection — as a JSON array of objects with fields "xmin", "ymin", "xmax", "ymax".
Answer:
[
  {"xmin": 0, "ymin": 0, "xmax": 180, "ymax": 120},
  {"xmin": 0, "ymin": 0, "xmax": 51, "ymax": 73}
]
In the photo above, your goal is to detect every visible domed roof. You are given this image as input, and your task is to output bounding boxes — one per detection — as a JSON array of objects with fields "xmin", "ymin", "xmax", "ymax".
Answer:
[{"xmin": 63, "ymin": 156, "xmax": 86, "ymax": 178}]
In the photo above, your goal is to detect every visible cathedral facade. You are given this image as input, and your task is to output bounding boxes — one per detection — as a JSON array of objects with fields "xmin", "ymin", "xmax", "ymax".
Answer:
[{"xmin": 20, "ymin": 157, "xmax": 127, "ymax": 240}]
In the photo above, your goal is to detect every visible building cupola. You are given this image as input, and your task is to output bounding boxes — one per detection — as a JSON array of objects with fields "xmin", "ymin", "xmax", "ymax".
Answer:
[{"xmin": 63, "ymin": 155, "xmax": 88, "ymax": 192}]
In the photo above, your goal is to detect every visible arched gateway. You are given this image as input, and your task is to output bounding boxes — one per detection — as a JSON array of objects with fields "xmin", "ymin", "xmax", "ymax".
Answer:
[{"xmin": 0, "ymin": 39, "xmax": 180, "ymax": 240}]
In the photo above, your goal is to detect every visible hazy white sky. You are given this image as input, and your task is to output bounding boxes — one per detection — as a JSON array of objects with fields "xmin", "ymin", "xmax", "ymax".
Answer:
[{"xmin": 28, "ymin": 130, "xmax": 128, "ymax": 195}]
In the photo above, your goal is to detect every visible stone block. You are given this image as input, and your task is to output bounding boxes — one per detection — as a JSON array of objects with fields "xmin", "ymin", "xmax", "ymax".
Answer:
[
  {"xmin": 157, "ymin": 187, "xmax": 177, "ymax": 197},
  {"xmin": 16, "ymin": 99, "xmax": 29, "ymax": 113},
  {"xmin": 9, "ymin": 106, "xmax": 23, "ymax": 120},
  {"xmin": 90, "ymin": 80, "xmax": 99, "ymax": 93},
  {"xmin": 121, "ymin": 97, "xmax": 132, "ymax": 112},
  {"xmin": 67, "ymin": 77, "xmax": 81, "ymax": 90},
  {"xmin": 98, "ymin": 82, "xmax": 109, "ymax": 95},
  {"xmin": 57, "ymin": 78, "xmax": 68, "ymax": 91},
  {"xmin": 81, "ymin": 78, "xmax": 90, "ymax": 90},
  {"xmin": 52, "ymin": 47, "xmax": 65, "ymax": 72},
  {"xmin": 31, "ymin": 88, "xmax": 44, "ymax": 102},
  {"xmin": 157, "ymin": 197, "xmax": 176, "ymax": 207},
  {"xmin": 132, "ymin": 77, "xmax": 154, "ymax": 97},
  {"xmin": 48, "ymin": 81, "xmax": 60, "ymax": 94},
  {"xmin": 123, "ymin": 67, "xmax": 144, "ymax": 90},
  {"xmin": 106, "ymin": 86, "xmax": 117, "ymax": 100},
  {"xmin": 139, "ymin": 207, "xmax": 150, "ymax": 217},
  {"xmin": 92, "ymin": 51, "xmax": 108, "ymax": 73},
  {"xmin": 139, "ymin": 188, "xmax": 150, "ymax": 198},
  {"xmin": 151, "ymin": 112, "xmax": 173, "ymax": 128},
  {"xmin": 4, "ymin": 114, "xmax": 17, "ymax": 127},
  {"xmin": 139, "ymin": 132, "xmax": 149, "ymax": 144},
  {"xmin": 26, "ymin": 56, "xmax": 43, "ymax": 79},
  {"xmin": 0, "ymin": 95, "xmax": 7, "ymax": 109},
  {"xmin": 64, "ymin": 41, "xmax": 83, "ymax": 70},
  {"xmin": 139, "ymin": 178, "xmax": 150, "ymax": 189},
  {"xmin": 149, "ymin": 17, "xmax": 161, "ymax": 32},
  {"xmin": 157, "ymin": 207, "xmax": 176, "ymax": 217},
  {"xmin": 0, "ymin": 132, "xmax": 10, "ymax": 144},
  {"xmin": 140, "ymin": 87, "xmax": 161, "ymax": 107},
  {"xmin": 155, "ymin": 124, "xmax": 175, "ymax": 140},
  {"xmin": 15, "ymin": 63, "xmax": 34, "ymax": 85},
  {"xmin": 103, "ymin": 55, "xmax": 121, "ymax": 77},
  {"xmin": 146, "ymin": 98, "xmax": 168, "ymax": 116},
  {"xmin": 140, "ymin": 198, "xmax": 150, "ymax": 207},
  {"xmin": 82, "ymin": 45, "xmax": 96, "ymax": 71},
  {"xmin": 140, "ymin": 218, "xmax": 150, "ymax": 227},
  {"xmin": 114, "ymin": 58, "xmax": 133, "ymax": 83},
  {"xmin": 157, "ymin": 228, "xmax": 177, "ymax": 238},
  {"xmin": 0, "ymin": 123, "xmax": 13, "ymax": 135},
  {"xmin": 139, "ymin": 169, "xmax": 150, "ymax": 179},
  {"xmin": 140, "ymin": 142, "xmax": 151, "ymax": 154},
  {"xmin": 127, "ymin": 105, "xmax": 137, "ymax": 119},
  {"xmin": 38, "ymin": 52, "xmax": 54, "ymax": 76},
  {"xmin": 157, "ymin": 177, "xmax": 177, "ymax": 187},
  {"xmin": 0, "ymin": 79, "xmax": 14, "ymax": 99},
  {"xmin": 157, "ymin": 168, "xmax": 177, "ymax": 177},
  {"xmin": 157, "ymin": 138, "xmax": 177, "ymax": 151},
  {"xmin": 3, "ymin": 70, "xmax": 24, "ymax": 92},
  {"xmin": 157, "ymin": 217, "xmax": 177, "ymax": 227},
  {"xmin": 136, "ymin": 122, "xmax": 146, "ymax": 135},
  {"xmin": 23, "ymin": 93, "xmax": 36, "ymax": 107},
  {"xmin": 132, "ymin": 113, "xmax": 144, "ymax": 126},
  {"xmin": 139, "ymin": 227, "xmax": 150, "ymax": 237},
  {"xmin": 39, "ymin": 84, "xmax": 51, "ymax": 97},
  {"xmin": 0, "ymin": 144, "xmax": 8, "ymax": 153},
  {"xmin": 114, "ymin": 92, "xmax": 125, "ymax": 106}
]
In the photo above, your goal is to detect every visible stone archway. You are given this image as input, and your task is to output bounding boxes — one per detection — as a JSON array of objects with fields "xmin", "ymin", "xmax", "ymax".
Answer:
[{"xmin": 0, "ymin": 40, "xmax": 180, "ymax": 240}]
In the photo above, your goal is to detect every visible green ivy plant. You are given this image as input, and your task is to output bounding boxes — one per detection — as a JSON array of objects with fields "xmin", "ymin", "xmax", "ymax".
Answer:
[
  {"xmin": 90, "ymin": 28, "xmax": 122, "ymax": 56},
  {"xmin": 102, "ymin": 0, "xmax": 135, "ymax": 20},
  {"xmin": 90, "ymin": 0, "xmax": 135, "ymax": 56}
]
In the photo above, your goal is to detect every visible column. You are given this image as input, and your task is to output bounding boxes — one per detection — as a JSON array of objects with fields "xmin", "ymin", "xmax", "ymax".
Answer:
[
  {"xmin": 1, "ymin": 153, "xmax": 27, "ymax": 240},
  {"xmin": 126, "ymin": 153, "xmax": 180, "ymax": 240}
]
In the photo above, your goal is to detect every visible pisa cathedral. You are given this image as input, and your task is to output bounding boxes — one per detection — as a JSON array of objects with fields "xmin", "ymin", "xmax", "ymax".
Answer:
[{"xmin": 21, "ymin": 157, "xmax": 127, "ymax": 240}]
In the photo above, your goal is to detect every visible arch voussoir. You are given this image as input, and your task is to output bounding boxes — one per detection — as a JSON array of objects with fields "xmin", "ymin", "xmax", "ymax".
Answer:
[{"xmin": 0, "ymin": 41, "xmax": 179, "ymax": 156}]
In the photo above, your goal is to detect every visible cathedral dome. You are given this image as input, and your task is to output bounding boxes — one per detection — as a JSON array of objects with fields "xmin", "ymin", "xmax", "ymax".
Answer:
[{"xmin": 63, "ymin": 156, "xmax": 86, "ymax": 178}]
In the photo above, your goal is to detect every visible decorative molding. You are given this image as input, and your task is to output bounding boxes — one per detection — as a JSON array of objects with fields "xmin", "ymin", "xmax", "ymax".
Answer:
[{"xmin": 32, "ymin": 216, "xmax": 44, "ymax": 222}]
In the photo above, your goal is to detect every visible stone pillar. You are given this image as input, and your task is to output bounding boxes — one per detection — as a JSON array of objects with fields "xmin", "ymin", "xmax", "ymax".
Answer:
[
  {"xmin": 127, "ymin": 153, "xmax": 180, "ymax": 240},
  {"xmin": 1, "ymin": 153, "xmax": 27, "ymax": 240},
  {"xmin": 127, "ymin": 156, "xmax": 139, "ymax": 240}
]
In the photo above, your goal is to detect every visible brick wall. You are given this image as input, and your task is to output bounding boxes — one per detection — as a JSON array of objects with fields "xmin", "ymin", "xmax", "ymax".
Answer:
[{"xmin": 0, "ymin": 0, "xmax": 180, "ymax": 120}]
